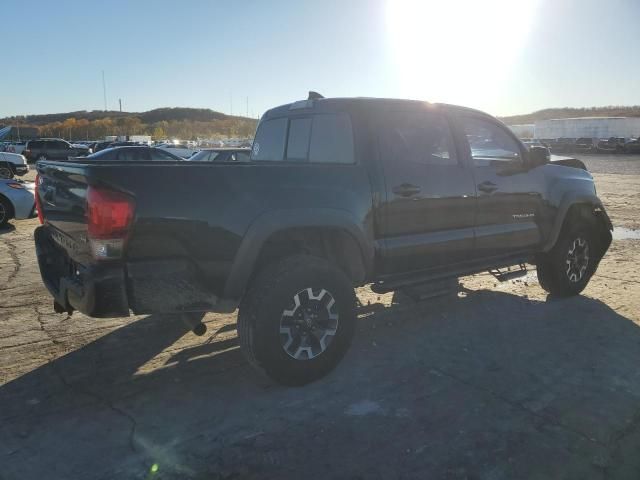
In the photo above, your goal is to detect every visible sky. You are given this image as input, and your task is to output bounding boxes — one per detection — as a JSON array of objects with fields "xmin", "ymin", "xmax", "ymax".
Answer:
[{"xmin": 1, "ymin": 0, "xmax": 638, "ymax": 119}]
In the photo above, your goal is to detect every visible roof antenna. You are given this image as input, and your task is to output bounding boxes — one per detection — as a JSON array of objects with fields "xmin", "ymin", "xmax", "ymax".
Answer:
[{"xmin": 308, "ymin": 91, "xmax": 324, "ymax": 100}]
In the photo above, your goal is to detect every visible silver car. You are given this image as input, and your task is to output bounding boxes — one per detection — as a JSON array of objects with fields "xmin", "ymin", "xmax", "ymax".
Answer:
[{"xmin": 0, "ymin": 179, "xmax": 36, "ymax": 228}]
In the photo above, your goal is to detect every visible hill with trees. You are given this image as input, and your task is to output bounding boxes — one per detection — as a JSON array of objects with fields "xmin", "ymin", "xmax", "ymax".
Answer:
[
  {"xmin": 0, "ymin": 107, "xmax": 258, "ymax": 140},
  {"xmin": 499, "ymin": 106, "xmax": 640, "ymax": 125}
]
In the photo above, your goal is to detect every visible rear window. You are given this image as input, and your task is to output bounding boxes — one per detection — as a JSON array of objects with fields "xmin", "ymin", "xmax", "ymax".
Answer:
[
  {"xmin": 286, "ymin": 118, "xmax": 312, "ymax": 161},
  {"xmin": 251, "ymin": 113, "xmax": 354, "ymax": 164}
]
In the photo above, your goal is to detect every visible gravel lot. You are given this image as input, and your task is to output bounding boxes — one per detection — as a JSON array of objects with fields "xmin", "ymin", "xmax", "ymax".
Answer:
[{"xmin": 1, "ymin": 158, "xmax": 640, "ymax": 479}]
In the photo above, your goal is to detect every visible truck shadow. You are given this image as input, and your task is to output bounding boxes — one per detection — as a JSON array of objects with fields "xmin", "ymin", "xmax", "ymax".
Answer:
[
  {"xmin": 0, "ymin": 223, "xmax": 16, "ymax": 234},
  {"xmin": 3, "ymin": 288, "xmax": 640, "ymax": 478}
]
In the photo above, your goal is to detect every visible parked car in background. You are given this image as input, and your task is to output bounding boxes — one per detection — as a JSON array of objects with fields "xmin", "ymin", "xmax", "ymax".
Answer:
[
  {"xmin": 91, "ymin": 141, "xmax": 115, "ymax": 153},
  {"xmin": 0, "ymin": 179, "xmax": 35, "ymax": 228},
  {"xmin": 1, "ymin": 141, "xmax": 27, "ymax": 154},
  {"xmin": 548, "ymin": 138, "xmax": 576, "ymax": 154},
  {"xmin": 188, "ymin": 148, "xmax": 251, "ymax": 162},
  {"xmin": 83, "ymin": 146, "xmax": 184, "ymax": 161},
  {"xmin": 624, "ymin": 138, "xmax": 640, "ymax": 153},
  {"xmin": 596, "ymin": 137, "xmax": 626, "ymax": 153},
  {"xmin": 156, "ymin": 142, "xmax": 199, "ymax": 158},
  {"xmin": 23, "ymin": 139, "xmax": 90, "ymax": 162},
  {"xmin": 0, "ymin": 151, "xmax": 29, "ymax": 179},
  {"xmin": 575, "ymin": 137, "xmax": 596, "ymax": 153}
]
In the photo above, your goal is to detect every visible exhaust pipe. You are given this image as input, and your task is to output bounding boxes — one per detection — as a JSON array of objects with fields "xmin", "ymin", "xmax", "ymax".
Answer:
[{"xmin": 180, "ymin": 313, "xmax": 207, "ymax": 336}]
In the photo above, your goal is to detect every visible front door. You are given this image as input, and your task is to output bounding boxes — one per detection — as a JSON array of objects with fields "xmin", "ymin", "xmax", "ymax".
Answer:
[
  {"xmin": 455, "ymin": 114, "xmax": 545, "ymax": 259},
  {"xmin": 377, "ymin": 109, "xmax": 477, "ymax": 274}
]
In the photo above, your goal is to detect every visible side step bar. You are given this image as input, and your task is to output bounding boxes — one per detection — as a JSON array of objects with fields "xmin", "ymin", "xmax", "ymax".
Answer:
[
  {"xmin": 371, "ymin": 253, "xmax": 532, "ymax": 294},
  {"xmin": 489, "ymin": 263, "xmax": 528, "ymax": 282}
]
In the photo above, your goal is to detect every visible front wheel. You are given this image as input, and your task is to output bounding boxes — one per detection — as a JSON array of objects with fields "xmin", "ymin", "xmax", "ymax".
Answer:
[
  {"xmin": 237, "ymin": 255, "xmax": 357, "ymax": 386},
  {"xmin": 0, "ymin": 165, "xmax": 13, "ymax": 179},
  {"xmin": 537, "ymin": 226, "xmax": 598, "ymax": 297}
]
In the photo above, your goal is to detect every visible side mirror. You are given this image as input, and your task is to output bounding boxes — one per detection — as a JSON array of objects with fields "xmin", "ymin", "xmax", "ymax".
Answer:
[{"xmin": 528, "ymin": 145, "xmax": 550, "ymax": 167}]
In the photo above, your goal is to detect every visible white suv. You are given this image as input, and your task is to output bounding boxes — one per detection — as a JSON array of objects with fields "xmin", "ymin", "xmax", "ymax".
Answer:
[{"xmin": 0, "ymin": 151, "xmax": 29, "ymax": 179}]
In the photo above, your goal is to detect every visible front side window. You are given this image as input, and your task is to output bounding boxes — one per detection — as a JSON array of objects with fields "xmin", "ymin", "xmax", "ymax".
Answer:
[
  {"xmin": 251, "ymin": 117, "xmax": 287, "ymax": 161},
  {"xmin": 461, "ymin": 116, "xmax": 522, "ymax": 165},
  {"xmin": 379, "ymin": 111, "xmax": 456, "ymax": 166}
]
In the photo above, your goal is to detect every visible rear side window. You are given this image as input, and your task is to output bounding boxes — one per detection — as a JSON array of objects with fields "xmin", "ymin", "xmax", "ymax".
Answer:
[
  {"xmin": 252, "ymin": 113, "xmax": 354, "ymax": 164},
  {"xmin": 251, "ymin": 117, "xmax": 287, "ymax": 161}
]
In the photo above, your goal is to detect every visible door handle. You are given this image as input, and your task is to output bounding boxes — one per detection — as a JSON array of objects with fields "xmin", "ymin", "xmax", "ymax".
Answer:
[
  {"xmin": 392, "ymin": 183, "xmax": 421, "ymax": 197},
  {"xmin": 478, "ymin": 181, "xmax": 497, "ymax": 194}
]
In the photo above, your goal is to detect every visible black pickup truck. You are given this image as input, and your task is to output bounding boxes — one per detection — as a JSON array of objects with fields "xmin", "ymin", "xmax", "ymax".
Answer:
[{"xmin": 34, "ymin": 95, "xmax": 612, "ymax": 385}]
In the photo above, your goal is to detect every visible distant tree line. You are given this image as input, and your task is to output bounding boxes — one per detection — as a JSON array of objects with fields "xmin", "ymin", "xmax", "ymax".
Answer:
[
  {"xmin": 0, "ymin": 107, "xmax": 258, "ymax": 141},
  {"xmin": 500, "ymin": 105, "xmax": 640, "ymax": 125}
]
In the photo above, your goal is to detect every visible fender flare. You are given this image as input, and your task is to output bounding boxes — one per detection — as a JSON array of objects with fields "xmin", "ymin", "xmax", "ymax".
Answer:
[
  {"xmin": 223, "ymin": 208, "xmax": 374, "ymax": 299},
  {"xmin": 542, "ymin": 192, "xmax": 611, "ymax": 252}
]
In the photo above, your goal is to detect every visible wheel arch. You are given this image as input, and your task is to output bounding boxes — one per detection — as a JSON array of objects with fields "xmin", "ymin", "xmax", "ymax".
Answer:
[
  {"xmin": 542, "ymin": 193, "xmax": 612, "ymax": 255},
  {"xmin": 223, "ymin": 209, "xmax": 374, "ymax": 299}
]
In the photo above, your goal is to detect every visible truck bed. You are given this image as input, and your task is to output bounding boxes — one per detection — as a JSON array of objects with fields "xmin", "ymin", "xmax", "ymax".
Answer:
[{"xmin": 35, "ymin": 159, "xmax": 372, "ymax": 316}]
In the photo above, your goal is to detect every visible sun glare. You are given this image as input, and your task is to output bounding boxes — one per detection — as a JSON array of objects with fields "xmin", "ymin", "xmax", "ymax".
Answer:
[{"xmin": 386, "ymin": 0, "xmax": 539, "ymax": 110}]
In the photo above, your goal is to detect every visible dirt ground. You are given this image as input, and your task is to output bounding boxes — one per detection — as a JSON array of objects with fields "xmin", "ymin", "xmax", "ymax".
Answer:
[{"xmin": 1, "ymin": 161, "xmax": 640, "ymax": 479}]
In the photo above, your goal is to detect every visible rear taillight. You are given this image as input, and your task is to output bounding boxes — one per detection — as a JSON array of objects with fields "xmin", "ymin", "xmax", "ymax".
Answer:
[
  {"xmin": 35, "ymin": 174, "xmax": 44, "ymax": 224},
  {"xmin": 86, "ymin": 185, "xmax": 135, "ymax": 260}
]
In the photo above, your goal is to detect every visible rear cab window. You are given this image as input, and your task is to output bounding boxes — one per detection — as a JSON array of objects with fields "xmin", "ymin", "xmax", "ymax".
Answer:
[{"xmin": 251, "ymin": 112, "xmax": 355, "ymax": 164}]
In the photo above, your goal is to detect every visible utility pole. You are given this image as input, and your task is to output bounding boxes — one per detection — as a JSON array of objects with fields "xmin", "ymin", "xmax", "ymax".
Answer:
[
  {"xmin": 102, "ymin": 70, "xmax": 107, "ymax": 111},
  {"xmin": 230, "ymin": 91, "xmax": 233, "ymax": 116},
  {"xmin": 119, "ymin": 98, "xmax": 122, "ymax": 112},
  {"xmin": 246, "ymin": 97, "xmax": 249, "ymax": 117}
]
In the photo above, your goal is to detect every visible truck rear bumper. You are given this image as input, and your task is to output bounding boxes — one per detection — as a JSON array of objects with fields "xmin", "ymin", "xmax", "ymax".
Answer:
[
  {"xmin": 35, "ymin": 226, "xmax": 130, "ymax": 317},
  {"xmin": 35, "ymin": 226, "xmax": 237, "ymax": 318}
]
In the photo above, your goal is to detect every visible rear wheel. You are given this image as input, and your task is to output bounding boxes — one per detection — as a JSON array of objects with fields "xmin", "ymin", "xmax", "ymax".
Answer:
[
  {"xmin": 537, "ymin": 226, "xmax": 598, "ymax": 297},
  {"xmin": 237, "ymin": 255, "xmax": 357, "ymax": 386},
  {"xmin": 0, "ymin": 197, "xmax": 12, "ymax": 228}
]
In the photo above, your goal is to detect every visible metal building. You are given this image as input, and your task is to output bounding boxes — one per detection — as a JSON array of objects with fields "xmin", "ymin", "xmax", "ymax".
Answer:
[{"xmin": 534, "ymin": 117, "xmax": 640, "ymax": 139}]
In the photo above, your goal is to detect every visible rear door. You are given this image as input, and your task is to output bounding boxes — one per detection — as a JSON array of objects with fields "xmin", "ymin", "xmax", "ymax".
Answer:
[
  {"xmin": 454, "ymin": 114, "xmax": 544, "ymax": 259},
  {"xmin": 376, "ymin": 109, "xmax": 476, "ymax": 274}
]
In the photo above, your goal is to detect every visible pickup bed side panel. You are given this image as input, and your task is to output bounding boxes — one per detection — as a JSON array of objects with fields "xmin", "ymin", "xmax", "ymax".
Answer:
[{"xmin": 37, "ymin": 161, "xmax": 374, "ymax": 314}]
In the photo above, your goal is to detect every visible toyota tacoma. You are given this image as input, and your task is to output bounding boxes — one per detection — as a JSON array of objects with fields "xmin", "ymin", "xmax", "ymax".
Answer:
[{"xmin": 34, "ymin": 94, "xmax": 612, "ymax": 385}]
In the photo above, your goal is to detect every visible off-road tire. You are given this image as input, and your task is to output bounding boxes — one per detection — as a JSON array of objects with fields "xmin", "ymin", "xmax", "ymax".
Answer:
[
  {"xmin": 537, "ymin": 225, "xmax": 599, "ymax": 297},
  {"xmin": 237, "ymin": 255, "xmax": 357, "ymax": 386}
]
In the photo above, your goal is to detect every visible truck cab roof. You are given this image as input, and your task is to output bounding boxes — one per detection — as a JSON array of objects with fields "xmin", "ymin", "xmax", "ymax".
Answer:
[{"xmin": 262, "ymin": 96, "xmax": 493, "ymax": 121}]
